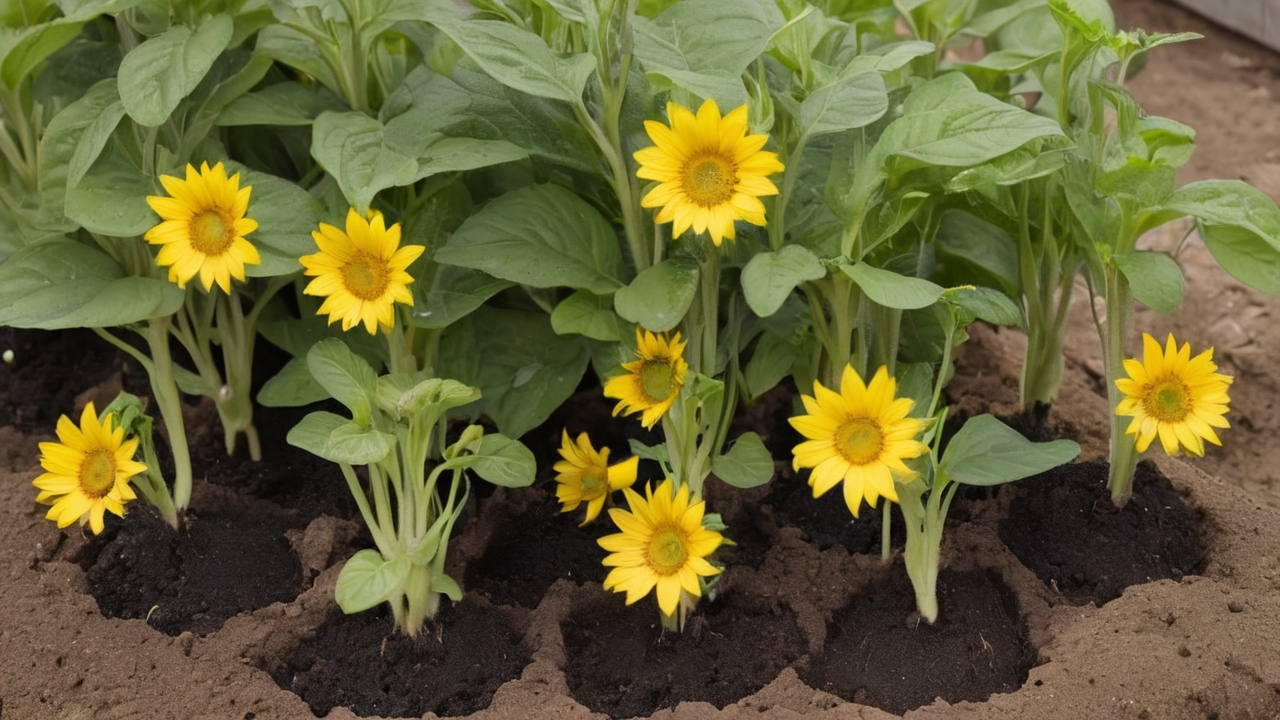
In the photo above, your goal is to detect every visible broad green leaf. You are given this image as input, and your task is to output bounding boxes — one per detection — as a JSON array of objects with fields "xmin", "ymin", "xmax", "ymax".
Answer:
[
  {"xmin": 311, "ymin": 110, "xmax": 418, "ymax": 213},
  {"xmin": 286, "ymin": 411, "xmax": 395, "ymax": 465},
  {"xmin": 628, "ymin": 438, "xmax": 670, "ymax": 465},
  {"xmin": 743, "ymin": 328, "xmax": 796, "ymax": 400},
  {"xmin": 255, "ymin": 24, "xmax": 342, "ymax": 96},
  {"xmin": 740, "ymin": 245, "xmax": 825, "ymax": 318},
  {"xmin": 411, "ymin": 264, "xmax": 512, "ymax": 330},
  {"xmin": 934, "ymin": 209, "xmax": 1018, "ymax": 296},
  {"xmin": 841, "ymin": 262, "xmax": 944, "ymax": 310},
  {"xmin": 614, "ymin": 257, "xmax": 699, "ymax": 332},
  {"xmin": 876, "ymin": 72, "xmax": 1066, "ymax": 174},
  {"xmin": 799, "ymin": 72, "xmax": 887, "ymax": 139},
  {"xmin": 434, "ymin": 184, "xmax": 625, "ymax": 294},
  {"xmin": 117, "ymin": 15, "xmax": 234, "ymax": 127},
  {"xmin": 632, "ymin": 0, "xmax": 784, "ymax": 107},
  {"xmin": 0, "ymin": 238, "xmax": 182, "ymax": 329},
  {"xmin": 431, "ymin": 15, "xmax": 595, "ymax": 103},
  {"xmin": 551, "ymin": 290, "xmax": 625, "ymax": 341},
  {"xmin": 64, "ymin": 144, "xmax": 153, "ymax": 237},
  {"xmin": 1112, "ymin": 251, "xmax": 1184, "ymax": 313},
  {"xmin": 842, "ymin": 40, "xmax": 935, "ymax": 76},
  {"xmin": 946, "ymin": 145, "xmax": 1071, "ymax": 192},
  {"xmin": 1199, "ymin": 226, "xmax": 1280, "ymax": 297},
  {"xmin": 257, "ymin": 356, "xmax": 329, "ymax": 407},
  {"xmin": 0, "ymin": 17, "xmax": 86, "ymax": 90},
  {"xmin": 940, "ymin": 414, "xmax": 1079, "ymax": 486},
  {"xmin": 436, "ymin": 307, "xmax": 589, "ymax": 438},
  {"xmin": 943, "ymin": 286, "xmax": 1024, "ymax": 328},
  {"xmin": 215, "ymin": 81, "xmax": 346, "ymax": 126},
  {"xmin": 400, "ymin": 136, "xmax": 527, "ymax": 184},
  {"xmin": 469, "ymin": 434, "xmax": 536, "ymax": 487},
  {"xmin": 375, "ymin": 374, "xmax": 480, "ymax": 423},
  {"xmin": 38, "ymin": 77, "xmax": 117, "ymax": 217},
  {"xmin": 306, "ymin": 338, "xmax": 378, "ymax": 425},
  {"xmin": 711, "ymin": 432, "xmax": 773, "ymax": 488},
  {"xmin": 1156, "ymin": 180, "xmax": 1280, "ymax": 295},
  {"xmin": 225, "ymin": 162, "xmax": 325, "ymax": 277},
  {"xmin": 334, "ymin": 550, "xmax": 409, "ymax": 613}
]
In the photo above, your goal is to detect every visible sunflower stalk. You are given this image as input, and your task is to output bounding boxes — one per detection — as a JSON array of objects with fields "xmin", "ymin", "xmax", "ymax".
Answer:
[{"xmin": 1101, "ymin": 265, "xmax": 1139, "ymax": 506}]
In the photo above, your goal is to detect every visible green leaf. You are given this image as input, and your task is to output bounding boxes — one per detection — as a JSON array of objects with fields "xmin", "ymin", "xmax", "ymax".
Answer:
[
  {"xmin": 1199, "ymin": 226, "xmax": 1280, "ymax": 297},
  {"xmin": 434, "ymin": 184, "xmax": 625, "ymax": 294},
  {"xmin": 1156, "ymin": 180, "xmax": 1280, "ymax": 295},
  {"xmin": 940, "ymin": 414, "xmax": 1080, "ymax": 486},
  {"xmin": 38, "ymin": 77, "xmax": 118, "ymax": 218},
  {"xmin": 334, "ymin": 550, "xmax": 409, "ymax": 614},
  {"xmin": 743, "ymin": 328, "xmax": 796, "ymax": 401},
  {"xmin": 64, "ymin": 144, "xmax": 153, "ymax": 237},
  {"xmin": 306, "ymin": 339, "xmax": 378, "ymax": 425},
  {"xmin": 632, "ymin": 0, "xmax": 784, "ymax": 107},
  {"xmin": 311, "ymin": 110, "xmax": 418, "ymax": 213},
  {"xmin": 934, "ymin": 210, "xmax": 1019, "ymax": 295},
  {"xmin": 0, "ymin": 17, "xmax": 89, "ymax": 90},
  {"xmin": 436, "ymin": 307, "xmax": 589, "ymax": 438},
  {"xmin": 613, "ymin": 257, "xmax": 699, "ymax": 332},
  {"xmin": 215, "ymin": 81, "xmax": 346, "ymax": 126},
  {"xmin": 221, "ymin": 162, "xmax": 324, "ymax": 277},
  {"xmin": 551, "ymin": 289, "xmax": 625, "ymax": 341},
  {"xmin": 842, "ymin": 41, "xmax": 935, "ymax": 75},
  {"xmin": 411, "ymin": 264, "xmax": 512, "ymax": 330},
  {"xmin": 255, "ymin": 24, "xmax": 342, "ymax": 96},
  {"xmin": 375, "ymin": 374, "xmax": 480, "ymax": 423},
  {"xmin": 117, "ymin": 15, "xmax": 234, "ymax": 127},
  {"xmin": 628, "ymin": 438, "xmax": 670, "ymax": 465},
  {"xmin": 1112, "ymin": 251, "xmax": 1184, "ymax": 313},
  {"xmin": 740, "ymin": 245, "xmax": 825, "ymax": 318},
  {"xmin": 711, "ymin": 432, "xmax": 773, "ymax": 488},
  {"xmin": 257, "ymin": 356, "xmax": 329, "ymax": 407},
  {"xmin": 431, "ymin": 15, "xmax": 595, "ymax": 103},
  {"xmin": 876, "ymin": 72, "xmax": 1066, "ymax": 174},
  {"xmin": 841, "ymin": 262, "xmax": 944, "ymax": 310},
  {"xmin": 0, "ymin": 238, "xmax": 183, "ymax": 329},
  {"xmin": 286, "ymin": 411, "xmax": 395, "ymax": 465},
  {"xmin": 943, "ymin": 286, "xmax": 1024, "ymax": 328},
  {"xmin": 469, "ymin": 434, "xmax": 536, "ymax": 487},
  {"xmin": 799, "ymin": 72, "xmax": 888, "ymax": 139}
]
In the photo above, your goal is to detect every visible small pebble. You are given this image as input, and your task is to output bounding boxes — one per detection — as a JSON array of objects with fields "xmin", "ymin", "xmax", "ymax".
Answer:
[
  {"xmin": 1178, "ymin": 645, "xmax": 1191, "ymax": 658},
  {"xmin": 1228, "ymin": 601, "xmax": 1244, "ymax": 613},
  {"xmin": 2, "ymin": 348, "xmax": 12, "ymax": 363},
  {"xmin": 177, "ymin": 631, "xmax": 195, "ymax": 656}
]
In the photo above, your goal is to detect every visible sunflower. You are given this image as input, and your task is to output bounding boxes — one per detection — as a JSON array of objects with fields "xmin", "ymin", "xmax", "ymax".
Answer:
[
  {"xmin": 554, "ymin": 430, "xmax": 640, "ymax": 525},
  {"xmin": 1116, "ymin": 333, "xmax": 1232, "ymax": 456},
  {"xmin": 598, "ymin": 479, "xmax": 722, "ymax": 617},
  {"xmin": 603, "ymin": 328, "xmax": 688, "ymax": 429},
  {"xmin": 789, "ymin": 365, "xmax": 929, "ymax": 518},
  {"xmin": 299, "ymin": 208, "xmax": 425, "ymax": 335},
  {"xmin": 145, "ymin": 161, "xmax": 260, "ymax": 293},
  {"xmin": 634, "ymin": 99, "xmax": 784, "ymax": 246},
  {"xmin": 33, "ymin": 402, "xmax": 146, "ymax": 535}
]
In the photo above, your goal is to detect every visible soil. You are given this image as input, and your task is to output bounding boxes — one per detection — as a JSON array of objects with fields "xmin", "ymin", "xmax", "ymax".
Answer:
[{"xmin": 4, "ymin": 1, "xmax": 1280, "ymax": 719}]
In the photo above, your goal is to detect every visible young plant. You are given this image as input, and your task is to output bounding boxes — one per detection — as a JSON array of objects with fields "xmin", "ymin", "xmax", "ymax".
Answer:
[{"xmin": 287, "ymin": 339, "xmax": 535, "ymax": 636}]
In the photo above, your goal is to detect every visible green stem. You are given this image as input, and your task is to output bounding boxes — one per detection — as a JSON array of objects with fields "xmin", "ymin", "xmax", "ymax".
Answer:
[
  {"xmin": 880, "ymin": 500, "xmax": 892, "ymax": 562},
  {"xmin": 575, "ymin": 100, "xmax": 650, "ymax": 272},
  {"xmin": 1103, "ymin": 265, "xmax": 1139, "ymax": 506},
  {"xmin": 142, "ymin": 317, "xmax": 193, "ymax": 518},
  {"xmin": 769, "ymin": 135, "xmax": 806, "ymax": 251},
  {"xmin": 130, "ymin": 421, "xmax": 178, "ymax": 529}
]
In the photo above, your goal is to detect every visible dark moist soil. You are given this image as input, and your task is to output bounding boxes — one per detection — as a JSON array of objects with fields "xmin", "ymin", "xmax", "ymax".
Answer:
[
  {"xmin": 77, "ymin": 494, "xmax": 302, "ymax": 636},
  {"xmin": 562, "ymin": 589, "xmax": 806, "ymax": 718},
  {"xmin": 0, "ymin": 327, "xmax": 127, "ymax": 431},
  {"xmin": 268, "ymin": 601, "xmax": 530, "ymax": 719},
  {"xmin": 464, "ymin": 486, "xmax": 612, "ymax": 608},
  {"xmin": 799, "ymin": 567, "xmax": 1036, "ymax": 715},
  {"xmin": 998, "ymin": 460, "xmax": 1207, "ymax": 606}
]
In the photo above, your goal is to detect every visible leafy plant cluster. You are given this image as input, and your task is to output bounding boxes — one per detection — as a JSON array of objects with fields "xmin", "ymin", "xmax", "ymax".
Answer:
[{"xmin": 6, "ymin": 0, "xmax": 1278, "ymax": 632}]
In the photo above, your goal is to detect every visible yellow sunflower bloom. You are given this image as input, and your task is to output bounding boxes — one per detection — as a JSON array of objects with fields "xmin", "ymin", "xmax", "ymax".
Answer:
[
  {"xmin": 603, "ymin": 328, "xmax": 688, "ymax": 429},
  {"xmin": 554, "ymin": 430, "xmax": 640, "ymax": 525},
  {"xmin": 1116, "ymin": 333, "xmax": 1232, "ymax": 456},
  {"xmin": 299, "ymin": 208, "xmax": 425, "ymax": 335},
  {"xmin": 598, "ymin": 479, "xmax": 722, "ymax": 616},
  {"xmin": 789, "ymin": 365, "xmax": 929, "ymax": 518},
  {"xmin": 145, "ymin": 161, "xmax": 260, "ymax": 293},
  {"xmin": 634, "ymin": 99, "xmax": 784, "ymax": 246},
  {"xmin": 33, "ymin": 402, "xmax": 146, "ymax": 535}
]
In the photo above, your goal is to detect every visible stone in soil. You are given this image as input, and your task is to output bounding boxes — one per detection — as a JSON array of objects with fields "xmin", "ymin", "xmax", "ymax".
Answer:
[
  {"xmin": 80, "ymin": 494, "xmax": 302, "ymax": 636},
  {"xmin": 998, "ymin": 460, "xmax": 1206, "ymax": 605},
  {"xmin": 268, "ymin": 600, "xmax": 529, "ymax": 718},
  {"xmin": 562, "ymin": 589, "xmax": 805, "ymax": 718},
  {"xmin": 799, "ymin": 567, "xmax": 1035, "ymax": 715}
]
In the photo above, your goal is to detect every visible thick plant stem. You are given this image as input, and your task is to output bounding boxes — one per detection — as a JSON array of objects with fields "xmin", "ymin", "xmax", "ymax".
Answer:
[
  {"xmin": 898, "ymin": 479, "xmax": 949, "ymax": 624},
  {"xmin": 1020, "ymin": 281, "xmax": 1072, "ymax": 408},
  {"xmin": 1103, "ymin": 266, "xmax": 1139, "ymax": 506},
  {"xmin": 399, "ymin": 562, "xmax": 439, "ymax": 637},
  {"xmin": 143, "ymin": 316, "xmax": 193, "ymax": 521}
]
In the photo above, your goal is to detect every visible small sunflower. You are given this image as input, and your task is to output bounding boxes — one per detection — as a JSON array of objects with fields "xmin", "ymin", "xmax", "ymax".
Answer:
[
  {"xmin": 789, "ymin": 365, "xmax": 929, "ymax": 518},
  {"xmin": 634, "ymin": 99, "xmax": 784, "ymax": 246},
  {"xmin": 598, "ymin": 479, "xmax": 722, "ymax": 617},
  {"xmin": 145, "ymin": 161, "xmax": 260, "ymax": 293},
  {"xmin": 603, "ymin": 328, "xmax": 689, "ymax": 429},
  {"xmin": 1116, "ymin": 333, "xmax": 1232, "ymax": 456},
  {"xmin": 554, "ymin": 430, "xmax": 640, "ymax": 525},
  {"xmin": 299, "ymin": 208, "xmax": 425, "ymax": 335},
  {"xmin": 33, "ymin": 402, "xmax": 145, "ymax": 535}
]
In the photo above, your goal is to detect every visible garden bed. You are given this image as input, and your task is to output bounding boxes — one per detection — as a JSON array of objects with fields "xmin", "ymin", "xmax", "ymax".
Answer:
[{"xmin": 4, "ymin": 0, "xmax": 1280, "ymax": 718}]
